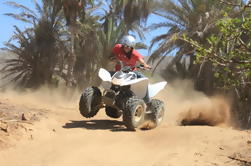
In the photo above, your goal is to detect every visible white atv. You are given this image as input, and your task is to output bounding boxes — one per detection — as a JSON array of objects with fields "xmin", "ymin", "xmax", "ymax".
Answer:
[{"xmin": 79, "ymin": 65, "xmax": 167, "ymax": 130}]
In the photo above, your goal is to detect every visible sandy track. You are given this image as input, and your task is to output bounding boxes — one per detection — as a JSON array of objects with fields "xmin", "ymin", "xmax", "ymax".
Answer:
[
  {"xmin": 0, "ymin": 106, "xmax": 250, "ymax": 166},
  {"xmin": 0, "ymin": 84, "xmax": 250, "ymax": 166}
]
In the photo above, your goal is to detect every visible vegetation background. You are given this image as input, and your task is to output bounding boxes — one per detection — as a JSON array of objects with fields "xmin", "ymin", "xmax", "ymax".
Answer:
[{"xmin": 0, "ymin": 0, "xmax": 250, "ymax": 128}]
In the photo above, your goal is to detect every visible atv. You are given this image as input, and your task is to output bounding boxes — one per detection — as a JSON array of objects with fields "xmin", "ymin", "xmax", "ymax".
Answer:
[{"xmin": 79, "ymin": 64, "xmax": 167, "ymax": 130}]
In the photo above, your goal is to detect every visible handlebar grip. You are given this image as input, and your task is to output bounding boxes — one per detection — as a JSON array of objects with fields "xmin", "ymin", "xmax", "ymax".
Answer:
[{"xmin": 139, "ymin": 64, "xmax": 144, "ymax": 67}]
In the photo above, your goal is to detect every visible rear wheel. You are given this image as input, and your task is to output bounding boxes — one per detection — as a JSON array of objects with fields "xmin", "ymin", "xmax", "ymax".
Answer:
[
  {"xmin": 105, "ymin": 106, "xmax": 122, "ymax": 118},
  {"xmin": 123, "ymin": 97, "xmax": 146, "ymax": 131},
  {"xmin": 79, "ymin": 87, "xmax": 101, "ymax": 118},
  {"xmin": 148, "ymin": 99, "xmax": 165, "ymax": 128}
]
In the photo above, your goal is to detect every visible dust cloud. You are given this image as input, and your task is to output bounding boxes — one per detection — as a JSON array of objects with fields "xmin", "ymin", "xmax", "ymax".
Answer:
[
  {"xmin": 0, "ymin": 78, "xmax": 232, "ymax": 127},
  {"xmin": 156, "ymin": 79, "xmax": 232, "ymax": 127},
  {"xmin": 0, "ymin": 86, "xmax": 81, "ymax": 111}
]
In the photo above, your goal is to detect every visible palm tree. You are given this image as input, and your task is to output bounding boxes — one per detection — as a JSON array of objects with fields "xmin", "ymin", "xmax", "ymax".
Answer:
[
  {"xmin": 44, "ymin": 0, "xmax": 154, "ymax": 88},
  {"xmin": 73, "ymin": 13, "xmax": 103, "ymax": 88},
  {"xmin": 149, "ymin": 0, "xmax": 226, "ymax": 62},
  {"xmin": 2, "ymin": 1, "xmax": 64, "ymax": 88},
  {"xmin": 148, "ymin": 0, "xmax": 242, "ymax": 93},
  {"xmin": 109, "ymin": 0, "xmax": 156, "ymax": 39},
  {"xmin": 47, "ymin": 0, "xmax": 95, "ymax": 86}
]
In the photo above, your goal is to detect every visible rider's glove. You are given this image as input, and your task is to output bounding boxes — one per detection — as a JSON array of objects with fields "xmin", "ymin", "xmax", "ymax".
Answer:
[{"xmin": 144, "ymin": 64, "xmax": 152, "ymax": 70}]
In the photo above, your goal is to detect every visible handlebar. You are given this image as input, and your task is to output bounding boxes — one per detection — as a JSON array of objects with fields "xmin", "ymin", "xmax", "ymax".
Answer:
[
  {"xmin": 121, "ymin": 64, "xmax": 149, "ymax": 73},
  {"xmin": 136, "ymin": 64, "xmax": 145, "ymax": 69}
]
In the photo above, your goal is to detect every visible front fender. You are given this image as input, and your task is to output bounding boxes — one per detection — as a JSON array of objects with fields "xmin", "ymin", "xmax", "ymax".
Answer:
[
  {"xmin": 99, "ymin": 68, "xmax": 112, "ymax": 89},
  {"xmin": 99, "ymin": 68, "xmax": 111, "ymax": 82}
]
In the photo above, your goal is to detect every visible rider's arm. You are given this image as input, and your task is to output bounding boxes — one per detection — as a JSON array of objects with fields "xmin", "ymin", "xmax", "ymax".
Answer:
[
  {"xmin": 110, "ymin": 44, "xmax": 123, "ymax": 61},
  {"xmin": 109, "ymin": 44, "xmax": 121, "ymax": 63},
  {"xmin": 133, "ymin": 49, "xmax": 152, "ymax": 69},
  {"xmin": 138, "ymin": 58, "xmax": 152, "ymax": 69},
  {"xmin": 111, "ymin": 44, "xmax": 124, "ymax": 71}
]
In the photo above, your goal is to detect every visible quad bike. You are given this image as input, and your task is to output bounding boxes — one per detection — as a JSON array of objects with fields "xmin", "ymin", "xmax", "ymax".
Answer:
[{"xmin": 79, "ymin": 64, "xmax": 167, "ymax": 130}]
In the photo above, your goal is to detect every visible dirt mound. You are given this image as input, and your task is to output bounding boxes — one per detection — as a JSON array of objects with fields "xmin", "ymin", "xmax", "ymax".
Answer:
[{"xmin": 0, "ymin": 98, "xmax": 46, "ymax": 150}]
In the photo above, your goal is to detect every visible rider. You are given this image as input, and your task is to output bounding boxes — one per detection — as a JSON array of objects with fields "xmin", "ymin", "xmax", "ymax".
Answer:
[
  {"xmin": 109, "ymin": 35, "xmax": 151, "ymax": 78},
  {"xmin": 109, "ymin": 35, "xmax": 151, "ymax": 102}
]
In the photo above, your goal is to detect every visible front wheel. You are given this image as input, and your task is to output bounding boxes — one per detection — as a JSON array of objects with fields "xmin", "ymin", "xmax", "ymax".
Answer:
[
  {"xmin": 123, "ymin": 97, "xmax": 146, "ymax": 131},
  {"xmin": 79, "ymin": 86, "xmax": 102, "ymax": 118}
]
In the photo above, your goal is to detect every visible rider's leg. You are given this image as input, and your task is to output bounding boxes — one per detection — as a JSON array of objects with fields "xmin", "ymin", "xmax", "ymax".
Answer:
[{"xmin": 133, "ymin": 71, "xmax": 145, "ymax": 78}]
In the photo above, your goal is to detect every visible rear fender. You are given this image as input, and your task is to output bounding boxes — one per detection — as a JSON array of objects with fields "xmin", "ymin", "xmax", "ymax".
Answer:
[
  {"xmin": 148, "ymin": 81, "xmax": 167, "ymax": 98},
  {"xmin": 128, "ymin": 78, "xmax": 149, "ymax": 99}
]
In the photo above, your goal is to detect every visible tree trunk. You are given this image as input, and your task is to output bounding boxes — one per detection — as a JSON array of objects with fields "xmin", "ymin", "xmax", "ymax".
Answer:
[{"xmin": 66, "ymin": 26, "xmax": 76, "ymax": 87}]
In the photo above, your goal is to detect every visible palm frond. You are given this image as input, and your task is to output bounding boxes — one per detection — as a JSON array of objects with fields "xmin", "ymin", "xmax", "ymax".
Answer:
[
  {"xmin": 149, "ymin": 0, "xmax": 223, "ymax": 72},
  {"xmin": 5, "ymin": 1, "xmax": 37, "ymax": 16},
  {"xmin": 135, "ymin": 42, "xmax": 147, "ymax": 50},
  {"xmin": 148, "ymin": 22, "xmax": 177, "ymax": 31},
  {"xmin": 4, "ymin": 13, "xmax": 33, "ymax": 24},
  {"xmin": 34, "ymin": 0, "xmax": 43, "ymax": 16},
  {"xmin": 2, "ymin": 0, "xmax": 65, "ymax": 88}
]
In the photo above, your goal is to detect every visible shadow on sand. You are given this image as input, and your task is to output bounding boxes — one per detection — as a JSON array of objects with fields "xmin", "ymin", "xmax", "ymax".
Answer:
[{"xmin": 63, "ymin": 119, "xmax": 132, "ymax": 132}]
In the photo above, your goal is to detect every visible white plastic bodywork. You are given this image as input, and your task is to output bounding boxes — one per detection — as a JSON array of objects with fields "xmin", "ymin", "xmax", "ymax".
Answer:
[
  {"xmin": 148, "ymin": 81, "xmax": 167, "ymax": 98},
  {"xmin": 129, "ymin": 78, "xmax": 148, "ymax": 98},
  {"xmin": 99, "ymin": 68, "xmax": 111, "ymax": 82},
  {"xmin": 98, "ymin": 68, "xmax": 167, "ymax": 99},
  {"xmin": 99, "ymin": 68, "xmax": 112, "ymax": 89}
]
